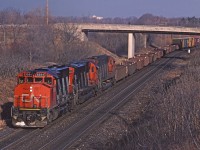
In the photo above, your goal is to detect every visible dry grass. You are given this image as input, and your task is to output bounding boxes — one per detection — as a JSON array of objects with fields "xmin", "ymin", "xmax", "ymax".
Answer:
[
  {"xmin": 113, "ymin": 49, "xmax": 200, "ymax": 150},
  {"xmin": 0, "ymin": 77, "xmax": 15, "ymax": 104}
]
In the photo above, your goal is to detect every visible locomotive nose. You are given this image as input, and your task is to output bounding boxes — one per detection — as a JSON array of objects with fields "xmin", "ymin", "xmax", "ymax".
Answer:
[{"xmin": 14, "ymin": 83, "xmax": 50, "ymax": 109}]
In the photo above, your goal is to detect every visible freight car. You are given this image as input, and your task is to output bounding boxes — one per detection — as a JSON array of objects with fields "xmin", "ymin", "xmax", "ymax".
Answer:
[
  {"xmin": 194, "ymin": 37, "xmax": 200, "ymax": 47},
  {"xmin": 136, "ymin": 54, "xmax": 150, "ymax": 67},
  {"xmin": 172, "ymin": 37, "xmax": 195, "ymax": 49},
  {"xmin": 11, "ymin": 45, "xmax": 179, "ymax": 128}
]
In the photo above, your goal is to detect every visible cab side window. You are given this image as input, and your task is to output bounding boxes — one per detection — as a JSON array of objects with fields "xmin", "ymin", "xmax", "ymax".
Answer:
[
  {"xmin": 18, "ymin": 77, "xmax": 25, "ymax": 84},
  {"xmin": 45, "ymin": 78, "xmax": 52, "ymax": 85}
]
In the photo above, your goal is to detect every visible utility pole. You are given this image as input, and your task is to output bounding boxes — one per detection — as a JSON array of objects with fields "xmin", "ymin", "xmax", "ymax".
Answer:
[
  {"xmin": 46, "ymin": 0, "xmax": 49, "ymax": 25},
  {"xmin": 3, "ymin": 27, "xmax": 6, "ymax": 46}
]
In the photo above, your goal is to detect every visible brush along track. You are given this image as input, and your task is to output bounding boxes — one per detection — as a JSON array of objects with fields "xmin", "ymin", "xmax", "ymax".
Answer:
[{"xmin": 0, "ymin": 51, "xmax": 182, "ymax": 150}]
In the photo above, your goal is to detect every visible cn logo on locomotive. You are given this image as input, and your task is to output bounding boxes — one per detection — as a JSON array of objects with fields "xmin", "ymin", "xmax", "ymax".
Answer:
[{"xmin": 21, "ymin": 94, "xmax": 40, "ymax": 103}]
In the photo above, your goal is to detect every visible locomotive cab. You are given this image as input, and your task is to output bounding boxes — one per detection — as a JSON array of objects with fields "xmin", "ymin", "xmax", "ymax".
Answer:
[
  {"xmin": 12, "ymin": 71, "xmax": 57, "ymax": 127},
  {"xmin": 12, "ymin": 65, "xmax": 76, "ymax": 127}
]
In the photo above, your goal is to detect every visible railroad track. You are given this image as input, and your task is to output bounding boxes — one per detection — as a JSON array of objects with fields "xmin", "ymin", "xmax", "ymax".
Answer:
[
  {"xmin": 0, "ymin": 50, "xmax": 183, "ymax": 150},
  {"xmin": 0, "ymin": 127, "xmax": 22, "ymax": 141},
  {"xmin": 0, "ymin": 128, "xmax": 25, "ymax": 148},
  {"xmin": 37, "ymin": 51, "xmax": 183, "ymax": 150},
  {"xmin": 0, "ymin": 111, "xmax": 76, "ymax": 150},
  {"xmin": 0, "ymin": 128, "xmax": 37, "ymax": 150},
  {"xmin": 0, "ymin": 104, "xmax": 83, "ymax": 150}
]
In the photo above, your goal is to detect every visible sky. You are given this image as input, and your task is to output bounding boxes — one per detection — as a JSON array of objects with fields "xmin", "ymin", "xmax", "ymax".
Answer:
[{"xmin": 0, "ymin": 0, "xmax": 200, "ymax": 18}]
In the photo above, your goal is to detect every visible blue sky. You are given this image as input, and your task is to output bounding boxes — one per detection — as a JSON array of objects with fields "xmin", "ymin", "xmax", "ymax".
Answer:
[{"xmin": 0, "ymin": 0, "xmax": 200, "ymax": 18}]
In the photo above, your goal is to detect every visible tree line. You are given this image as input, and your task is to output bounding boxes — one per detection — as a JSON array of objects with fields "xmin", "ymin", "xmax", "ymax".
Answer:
[
  {"xmin": 1, "ymin": 8, "xmax": 200, "ymax": 27},
  {"xmin": 1, "ymin": 7, "xmax": 198, "ymax": 78}
]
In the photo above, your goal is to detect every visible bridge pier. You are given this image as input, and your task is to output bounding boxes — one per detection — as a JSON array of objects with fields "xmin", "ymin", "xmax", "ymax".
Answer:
[
  {"xmin": 143, "ymin": 33, "xmax": 147, "ymax": 49},
  {"xmin": 128, "ymin": 33, "xmax": 135, "ymax": 59},
  {"xmin": 80, "ymin": 31, "xmax": 88, "ymax": 41}
]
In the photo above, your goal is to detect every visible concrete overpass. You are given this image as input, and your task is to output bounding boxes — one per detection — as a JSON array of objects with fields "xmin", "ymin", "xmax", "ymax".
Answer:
[
  {"xmin": 78, "ymin": 23, "xmax": 200, "ymax": 34},
  {"xmin": 69, "ymin": 23, "xmax": 200, "ymax": 58},
  {"xmin": 1, "ymin": 23, "xmax": 200, "ymax": 58}
]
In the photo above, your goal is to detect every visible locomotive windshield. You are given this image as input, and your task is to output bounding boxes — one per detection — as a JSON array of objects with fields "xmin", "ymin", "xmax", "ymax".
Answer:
[
  {"xmin": 35, "ymin": 78, "xmax": 43, "ymax": 83},
  {"xmin": 27, "ymin": 77, "xmax": 33, "ymax": 83},
  {"xmin": 17, "ymin": 72, "xmax": 53, "ymax": 85}
]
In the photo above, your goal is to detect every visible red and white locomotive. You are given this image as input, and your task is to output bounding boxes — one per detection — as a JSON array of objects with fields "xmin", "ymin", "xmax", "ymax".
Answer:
[{"xmin": 11, "ymin": 55, "xmax": 116, "ymax": 127}]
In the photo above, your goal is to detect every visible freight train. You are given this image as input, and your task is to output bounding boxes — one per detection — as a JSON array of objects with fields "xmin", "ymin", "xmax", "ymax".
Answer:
[
  {"xmin": 172, "ymin": 37, "xmax": 200, "ymax": 49},
  {"xmin": 11, "ymin": 44, "xmax": 182, "ymax": 127}
]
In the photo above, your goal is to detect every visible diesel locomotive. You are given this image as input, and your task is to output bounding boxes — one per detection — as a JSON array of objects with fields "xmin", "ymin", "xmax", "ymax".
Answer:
[{"xmin": 11, "ymin": 55, "xmax": 115, "ymax": 127}]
